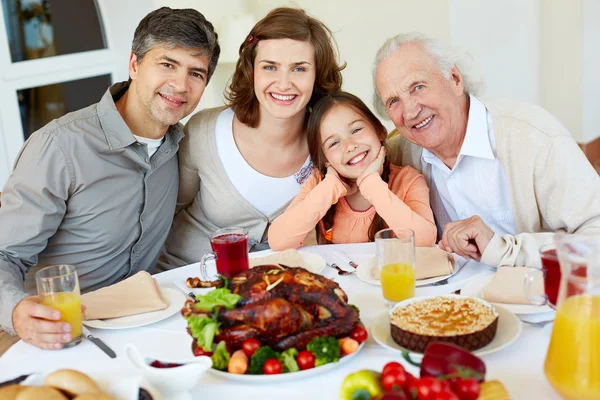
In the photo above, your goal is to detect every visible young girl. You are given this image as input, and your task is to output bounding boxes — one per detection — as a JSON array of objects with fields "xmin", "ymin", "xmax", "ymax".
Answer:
[{"xmin": 268, "ymin": 91, "xmax": 436, "ymax": 249}]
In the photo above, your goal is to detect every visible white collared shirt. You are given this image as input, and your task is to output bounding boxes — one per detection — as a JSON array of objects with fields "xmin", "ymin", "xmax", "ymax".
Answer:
[{"xmin": 421, "ymin": 95, "xmax": 518, "ymax": 238}]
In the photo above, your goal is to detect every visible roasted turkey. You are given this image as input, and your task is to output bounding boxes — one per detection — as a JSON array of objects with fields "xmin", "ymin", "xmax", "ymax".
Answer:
[{"xmin": 185, "ymin": 264, "xmax": 359, "ymax": 351}]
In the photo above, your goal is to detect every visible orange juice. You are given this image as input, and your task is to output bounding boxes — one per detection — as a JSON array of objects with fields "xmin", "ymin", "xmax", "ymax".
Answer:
[
  {"xmin": 380, "ymin": 263, "xmax": 415, "ymax": 302},
  {"xmin": 544, "ymin": 295, "xmax": 600, "ymax": 400},
  {"xmin": 41, "ymin": 292, "xmax": 82, "ymax": 338}
]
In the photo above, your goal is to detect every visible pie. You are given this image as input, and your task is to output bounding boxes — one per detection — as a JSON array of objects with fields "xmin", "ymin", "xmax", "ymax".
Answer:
[{"xmin": 390, "ymin": 296, "xmax": 499, "ymax": 352}]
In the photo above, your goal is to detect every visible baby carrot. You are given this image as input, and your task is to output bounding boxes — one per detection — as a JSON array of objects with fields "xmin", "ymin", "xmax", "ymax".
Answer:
[
  {"xmin": 339, "ymin": 337, "xmax": 359, "ymax": 355},
  {"xmin": 228, "ymin": 349, "xmax": 249, "ymax": 374}
]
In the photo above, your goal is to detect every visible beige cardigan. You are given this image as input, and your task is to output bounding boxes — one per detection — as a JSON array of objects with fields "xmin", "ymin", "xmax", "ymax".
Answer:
[
  {"xmin": 160, "ymin": 107, "xmax": 294, "ymax": 268},
  {"xmin": 387, "ymin": 98, "xmax": 600, "ymax": 267}
]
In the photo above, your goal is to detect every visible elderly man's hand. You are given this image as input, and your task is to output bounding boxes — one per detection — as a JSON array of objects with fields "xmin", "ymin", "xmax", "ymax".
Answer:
[
  {"xmin": 12, "ymin": 296, "xmax": 73, "ymax": 350},
  {"xmin": 439, "ymin": 215, "xmax": 494, "ymax": 261}
]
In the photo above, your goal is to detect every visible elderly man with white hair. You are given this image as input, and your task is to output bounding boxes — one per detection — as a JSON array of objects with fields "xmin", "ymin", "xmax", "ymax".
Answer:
[{"xmin": 375, "ymin": 32, "xmax": 600, "ymax": 267}]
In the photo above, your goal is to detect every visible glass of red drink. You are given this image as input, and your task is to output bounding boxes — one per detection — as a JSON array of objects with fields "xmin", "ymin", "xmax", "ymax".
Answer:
[
  {"xmin": 200, "ymin": 228, "xmax": 249, "ymax": 280},
  {"xmin": 525, "ymin": 244, "xmax": 561, "ymax": 308}
]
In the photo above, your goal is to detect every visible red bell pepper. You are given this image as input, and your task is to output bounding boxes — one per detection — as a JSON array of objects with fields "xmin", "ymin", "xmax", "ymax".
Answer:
[{"xmin": 402, "ymin": 342, "xmax": 486, "ymax": 382}]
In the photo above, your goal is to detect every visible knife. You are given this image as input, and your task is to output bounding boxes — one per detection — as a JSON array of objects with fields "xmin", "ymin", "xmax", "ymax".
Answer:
[
  {"xmin": 332, "ymin": 250, "xmax": 359, "ymax": 269},
  {"xmin": 82, "ymin": 326, "xmax": 116, "ymax": 358},
  {"xmin": 0, "ymin": 374, "xmax": 31, "ymax": 388}
]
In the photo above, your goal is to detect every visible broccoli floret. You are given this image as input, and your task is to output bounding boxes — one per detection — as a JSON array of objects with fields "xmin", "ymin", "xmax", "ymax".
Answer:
[
  {"xmin": 248, "ymin": 346, "xmax": 279, "ymax": 374},
  {"xmin": 307, "ymin": 336, "xmax": 341, "ymax": 367},
  {"xmin": 279, "ymin": 348, "xmax": 299, "ymax": 373},
  {"xmin": 211, "ymin": 341, "xmax": 230, "ymax": 371}
]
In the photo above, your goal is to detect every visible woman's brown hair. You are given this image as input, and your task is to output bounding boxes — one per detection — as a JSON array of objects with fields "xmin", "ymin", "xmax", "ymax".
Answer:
[
  {"xmin": 226, "ymin": 7, "xmax": 345, "ymax": 128},
  {"xmin": 307, "ymin": 91, "xmax": 391, "ymax": 243}
]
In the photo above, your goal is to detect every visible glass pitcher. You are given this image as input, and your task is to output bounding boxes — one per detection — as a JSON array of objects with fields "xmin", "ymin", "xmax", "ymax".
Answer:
[{"xmin": 544, "ymin": 233, "xmax": 600, "ymax": 400}]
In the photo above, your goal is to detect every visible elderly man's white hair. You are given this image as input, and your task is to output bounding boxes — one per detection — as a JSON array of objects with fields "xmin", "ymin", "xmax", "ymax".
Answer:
[{"xmin": 372, "ymin": 32, "xmax": 484, "ymax": 119}]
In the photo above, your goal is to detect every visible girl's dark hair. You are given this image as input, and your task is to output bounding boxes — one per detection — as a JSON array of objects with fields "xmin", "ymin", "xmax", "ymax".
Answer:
[
  {"xmin": 307, "ymin": 91, "xmax": 391, "ymax": 243},
  {"xmin": 226, "ymin": 7, "xmax": 345, "ymax": 128}
]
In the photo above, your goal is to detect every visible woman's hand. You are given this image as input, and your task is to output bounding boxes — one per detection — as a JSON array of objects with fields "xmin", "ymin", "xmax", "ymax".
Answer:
[
  {"xmin": 357, "ymin": 147, "xmax": 386, "ymax": 186},
  {"xmin": 326, "ymin": 164, "xmax": 358, "ymax": 196}
]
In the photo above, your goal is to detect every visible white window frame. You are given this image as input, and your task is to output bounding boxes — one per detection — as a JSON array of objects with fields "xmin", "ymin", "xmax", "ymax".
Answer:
[{"xmin": 0, "ymin": 1, "xmax": 117, "ymax": 187}]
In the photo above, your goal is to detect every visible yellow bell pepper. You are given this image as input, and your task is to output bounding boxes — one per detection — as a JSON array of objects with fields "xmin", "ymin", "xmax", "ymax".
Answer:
[{"xmin": 340, "ymin": 370, "xmax": 384, "ymax": 400}]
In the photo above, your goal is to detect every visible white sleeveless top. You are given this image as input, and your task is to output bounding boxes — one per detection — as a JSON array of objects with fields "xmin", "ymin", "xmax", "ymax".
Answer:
[{"xmin": 215, "ymin": 108, "xmax": 313, "ymax": 216}]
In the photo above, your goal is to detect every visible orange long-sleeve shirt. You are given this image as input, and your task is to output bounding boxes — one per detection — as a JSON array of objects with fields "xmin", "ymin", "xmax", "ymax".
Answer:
[{"xmin": 268, "ymin": 165, "xmax": 436, "ymax": 250}]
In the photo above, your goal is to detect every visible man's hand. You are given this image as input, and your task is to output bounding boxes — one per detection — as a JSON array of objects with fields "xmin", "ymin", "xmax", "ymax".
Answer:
[
  {"xmin": 12, "ymin": 296, "xmax": 73, "ymax": 350},
  {"xmin": 357, "ymin": 147, "xmax": 386, "ymax": 186},
  {"xmin": 439, "ymin": 215, "xmax": 494, "ymax": 261},
  {"xmin": 326, "ymin": 164, "xmax": 358, "ymax": 196}
]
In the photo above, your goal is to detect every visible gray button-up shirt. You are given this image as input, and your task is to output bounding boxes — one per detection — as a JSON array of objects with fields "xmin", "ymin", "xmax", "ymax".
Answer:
[{"xmin": 0, "ymin": 82, "xmax": 183, "ymax": 333}]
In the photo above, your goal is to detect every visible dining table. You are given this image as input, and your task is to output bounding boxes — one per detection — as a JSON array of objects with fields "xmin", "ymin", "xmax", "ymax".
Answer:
[{"xmin": 0, "ymin": 243, "xmax": 561, "ymax": 400}]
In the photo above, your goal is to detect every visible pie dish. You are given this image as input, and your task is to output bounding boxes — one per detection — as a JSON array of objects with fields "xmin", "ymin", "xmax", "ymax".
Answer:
[{"xmin": 389, "ymin": 295, "xmax": 499, "ymax": 352}]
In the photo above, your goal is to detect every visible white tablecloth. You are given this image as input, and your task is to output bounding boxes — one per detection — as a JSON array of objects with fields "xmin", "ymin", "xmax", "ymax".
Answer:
[{"xmin": 0, "ymin": 243, "xmax": 561, "ymax": 400}]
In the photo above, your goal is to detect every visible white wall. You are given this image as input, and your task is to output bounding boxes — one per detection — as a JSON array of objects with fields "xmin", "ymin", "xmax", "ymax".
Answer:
[
  {"xmin": 583, "ymin": 0, "xmax": 600, "ymax": 142},
  {"xmin": 540, "ymin": 0, "xmax": 584, "ymax": 140},
  {"xmin": 449, "ymin": 0, "xmax": 541, "ymax": 103}
]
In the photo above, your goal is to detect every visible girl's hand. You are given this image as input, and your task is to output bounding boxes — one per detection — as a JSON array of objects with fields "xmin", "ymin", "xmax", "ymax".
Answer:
[
  {"xmin": 326, "ymin": 164, "xmax": 358, "ymax": 196},
  {"xmin": 357, "ymin": 147, "xmax": 386, "ymax": 186}
]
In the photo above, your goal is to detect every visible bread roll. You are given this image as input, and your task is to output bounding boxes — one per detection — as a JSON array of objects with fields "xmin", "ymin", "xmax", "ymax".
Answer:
[
  {"xmin": 0, "ymin": 384, "xmax": 25, "ymax": 400},
  {"xmin": 73, "ymin": 394, "xmax": 116, "ymax": 400},
  {"xmin": 15, "ymin": 386, "xmax": 68, "ymax": 400},
  {"xmin": 43, "ymin": 369, "xmax": 102, "ymax": 397}
]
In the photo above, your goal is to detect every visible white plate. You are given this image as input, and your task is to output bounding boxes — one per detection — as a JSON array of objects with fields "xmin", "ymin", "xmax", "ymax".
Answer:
[
  {"xmin": 288, "ymin": 250, "xmax": 327, "ymax": 275},
  {"xmin": 460, "ymin": 274, "xmax": 554, "ymax": 315},
  {"xmin": 355, "ymin": 255, "xmax": 460, "ymax": 287},
  {"xmin": 370, "ymin": 296, "xmax": 522, "ymax": 360},
  {"xmin": 208, "ymin": 342, "xmax": 364, "ymax": 383},
  {"xmin": 83, "ymin": 287, "xmax": 186, "ymax": 330}
]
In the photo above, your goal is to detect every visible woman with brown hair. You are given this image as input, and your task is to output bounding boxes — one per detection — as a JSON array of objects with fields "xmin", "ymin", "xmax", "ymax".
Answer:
[
  {"xmin": 268, "ymin": 91, "xmax": 436, "ymax": 249},
  {"xmin": 160, "ymin": 7, "xmax": 344, "ymax": 267}
]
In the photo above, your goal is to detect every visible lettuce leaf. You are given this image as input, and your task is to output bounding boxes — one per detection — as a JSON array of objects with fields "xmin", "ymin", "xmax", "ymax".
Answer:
[
  {"xmin": 211, "ymin": 341, "xmax": 231, "ymax": 371},
  {"xmin": 194, "ymin": 288, "xmax": 241, "ymax": 311},
  {"xmin": 187, "ymin": 315, "xmax": 220, "ymax": 351}
]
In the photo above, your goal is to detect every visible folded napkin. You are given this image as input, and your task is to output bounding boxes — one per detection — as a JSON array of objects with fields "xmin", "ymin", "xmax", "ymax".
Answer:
[
  {"xmin": 249, "ymin": 249, "xmax": 305, "ymax": 269},
  {"xmin": 81, "ymin": 271, "xmax": 168, "ymax": 320},
  {"xmin": 482, "ymin": 266, "xmax": 544, "ymax": 304},
  {"xmin": 372, "ymin": 247, "xmax": 454, "ymax": 280}
]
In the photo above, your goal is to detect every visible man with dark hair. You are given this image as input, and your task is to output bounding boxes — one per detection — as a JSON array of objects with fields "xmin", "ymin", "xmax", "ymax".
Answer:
[{"xmin": 0, "ymin": 7, "xmax": 219, "ymax": 351}]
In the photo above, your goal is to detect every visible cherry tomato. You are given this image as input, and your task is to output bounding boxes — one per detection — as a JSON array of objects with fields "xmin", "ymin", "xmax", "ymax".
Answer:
[
  {"xmin": 452, "ymin": 378, "xmax": 480, "ymax": 400},
  {"xmin": 381, "ymin": 367, "xmax": 408, "ymax": 392},
  {"xmin": 415, "ymin": 377, "xmax": 445, "ymax": 400},
  {"xmin": 296, "ymin": 350, "xmax": 316, "ymax": 370},
  {"xmin": 382, "ymin": 361, "xmax": 405, "ymax": 377},
  {"xmin": 241, "ymin": 338, "xmax": 261, "ymax": 357},
  {"xmin": 405, "ymin": 374, "xmax": 419, "ymax": 399},
  {"xmin": 263, "ymin": 358, "xmax": 282, "ymax": 375},
  {"xmin": 403, "ymin": 372, "xmax": 417, "ymax": 398},
  {"xmin": 349, "ymin": 325, "xmax": 368, "ymax": 343},
  {"xmin": 194, "ymin": 346, "xmax": 212, "ymax": 357},
  {"xmin": 431, "ymin": 390, "xmax": 460, "ymax": 400}
]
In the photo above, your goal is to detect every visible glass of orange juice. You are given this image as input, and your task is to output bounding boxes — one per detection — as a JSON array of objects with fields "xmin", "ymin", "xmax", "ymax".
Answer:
[
  {"xmin": 36, "ymin": 264, "xmax": 83, "ymax": 348},
  {"xmin": 375, "ymin": 228, "xmax": 416, "ymax": 306},
  {"xmin": 544, "ymin": 233, "xmax": 600, "ymax": 400}
]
